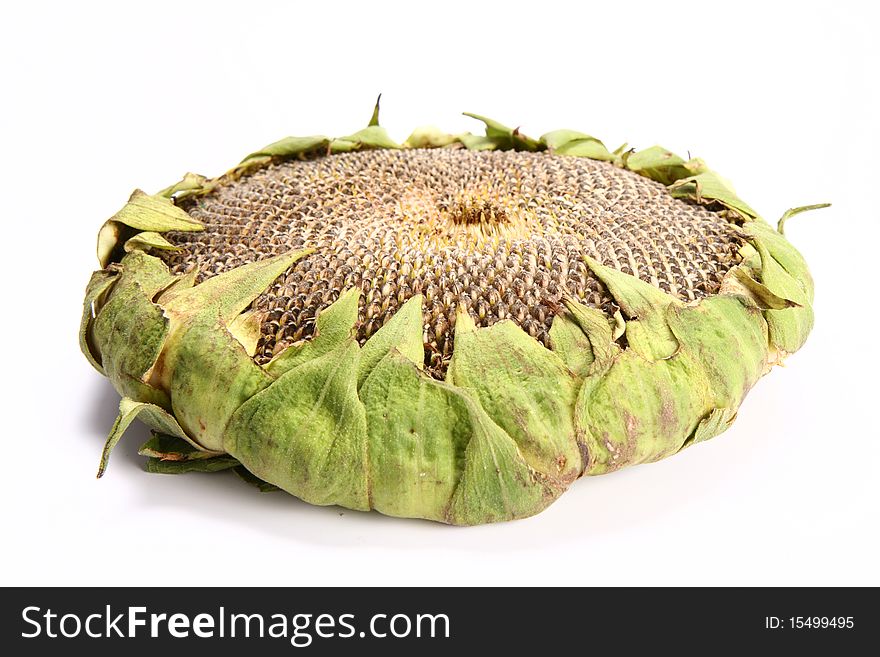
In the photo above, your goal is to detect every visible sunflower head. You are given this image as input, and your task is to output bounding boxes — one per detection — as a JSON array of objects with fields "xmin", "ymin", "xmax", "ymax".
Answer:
[{"xmin": 81, "ymin": 100, "xmax": 824, "ymax": 524}]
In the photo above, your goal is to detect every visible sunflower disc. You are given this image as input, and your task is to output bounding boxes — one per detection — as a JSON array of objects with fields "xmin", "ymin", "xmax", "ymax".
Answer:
[{"xmin": 81, "ymin": 103, "xmax": 822, "ymax": 524}]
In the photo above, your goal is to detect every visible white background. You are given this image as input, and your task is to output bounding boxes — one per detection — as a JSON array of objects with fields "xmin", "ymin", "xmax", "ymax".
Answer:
[{"xmin": 2, "ymin": 1, "xmax": 877, "ymax": 586}]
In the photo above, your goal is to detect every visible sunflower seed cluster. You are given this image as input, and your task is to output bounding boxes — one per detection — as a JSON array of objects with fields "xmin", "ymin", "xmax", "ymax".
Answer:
[{"xmin": 163, "ymin": 148, "xmax": 741, "ymax": 373}]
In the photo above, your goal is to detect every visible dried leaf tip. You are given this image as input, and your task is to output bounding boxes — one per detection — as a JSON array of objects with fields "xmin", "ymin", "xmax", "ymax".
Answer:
[{"xmin": 777, "ymin": 203, "xmax": 830, "ymax": 235}]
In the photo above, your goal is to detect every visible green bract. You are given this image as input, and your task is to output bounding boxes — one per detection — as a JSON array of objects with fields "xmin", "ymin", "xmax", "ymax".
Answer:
[{"xmin": 80, "ymin": 100, "xmax": 825, "ymax": 524}]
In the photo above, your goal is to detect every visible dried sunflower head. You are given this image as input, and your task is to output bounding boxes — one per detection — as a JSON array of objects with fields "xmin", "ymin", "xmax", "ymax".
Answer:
[{"xmin": 81, "ymin": 102, "xmax": 824, "ymax": 524}]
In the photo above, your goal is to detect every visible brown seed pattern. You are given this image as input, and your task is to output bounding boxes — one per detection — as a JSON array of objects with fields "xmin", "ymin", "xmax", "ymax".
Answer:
[{"xmin": 162, "ymin": 148, "xmax": 742, "ymax": 374}]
